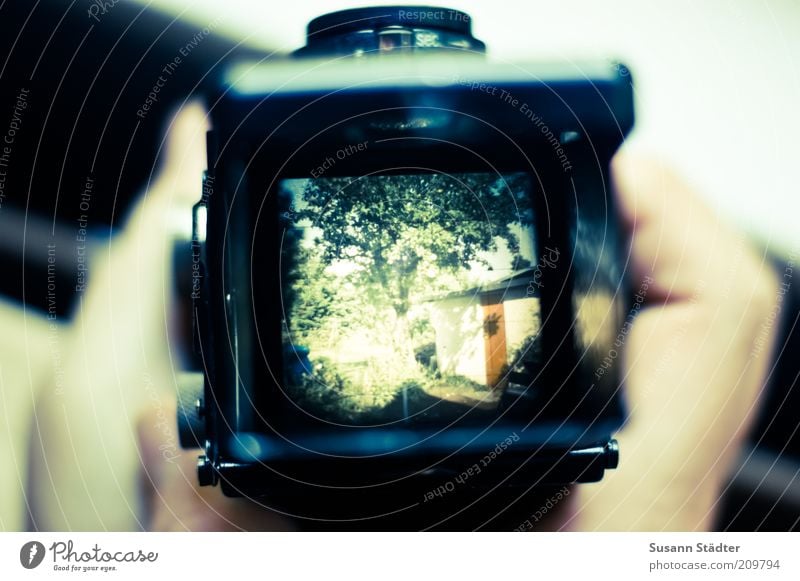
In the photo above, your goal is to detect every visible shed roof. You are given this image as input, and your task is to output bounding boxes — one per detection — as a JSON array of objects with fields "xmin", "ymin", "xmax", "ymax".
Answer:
[{"xmin": 428, "ymin": 267, "xmax": 538, "ymax": 302}]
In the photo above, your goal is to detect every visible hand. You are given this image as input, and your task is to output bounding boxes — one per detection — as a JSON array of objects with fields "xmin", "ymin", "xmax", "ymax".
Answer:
[
  {"xmin": 135, "ymin": 110, "xmax": 780, "ymax": 531},
  {"xmin": 131, "ymin": 104, "xmax": 292, "ymax": 531},
  {"xmin": 569, "ymin": 151, "xmax": 781, "ymax": 531}
]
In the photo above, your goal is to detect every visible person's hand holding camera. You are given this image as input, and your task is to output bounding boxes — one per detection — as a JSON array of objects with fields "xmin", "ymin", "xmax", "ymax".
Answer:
[{"xmin": 133, "ymin": 105, "xmax": 780, "ymax": 531}]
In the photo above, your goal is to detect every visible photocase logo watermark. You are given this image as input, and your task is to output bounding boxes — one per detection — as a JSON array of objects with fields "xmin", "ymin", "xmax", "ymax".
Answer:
[
  {"xmin": 396, "ymin": 8, "xmax": 470, "ymax": 22},
  {"xmin": 513, "ymin": 486, "xmax": 571, "ymax": 531},
  {"xmin": 310, "ymin": 140, "xmax": 369, "ymax": 178},
  {"xmin": 143, "ymin": 371, "xmax": 180, "ymax": 464},
  {"xmin": 75, "ymin": 174, "xmax": 94, "ymax": 293},
  {"xmin": 19, "ymin": 541, "xmax": 46, "ymax": 569},
  {"xmin": 526, "ymin": 246, "xmax": 560, "ymax": 295},
  {"xmin": 593, "ymin": 275, "xmax": 653, "ymax": 381},
  {"xmin": 136, "ymin": 20, "xmax": 220, "ymax": 119},
  {"xmin": 752, "ymin": 247, "xmax": 796, "ymax": 359},
  {"xmin": 0, "ymin": 86, "xmax": 30, "ymax": 213},
  {"xmin": 87, "ymin": 0, "xmax": 120, "ymax": 22},
  {"xmin": 452, "ymin": 75, "xmax": 573, "ymax": 172},
  {"xmin": 422, "ymin": 432, "xmax": 519, "ymax": 502},
  {"xmin": 20, "ymin": 539, "xmax": 158, "ymax": 573},
  {"xmin": 190, "ymin": 175, "xmax": 214, "ymax": 300}
]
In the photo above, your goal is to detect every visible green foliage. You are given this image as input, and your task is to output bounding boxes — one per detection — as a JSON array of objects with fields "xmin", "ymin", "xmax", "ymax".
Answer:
[
  {"xmin": 296, "ymin": 172, "xmax": 533, "ymax": 316},
  {"xmin": 289, "ymin": 354, "xmax": 497, "ymax": 424},
  {"xmin": 414, "ymin": 342, "xmax": 437, "ymax": 371},
  {"xmin": 430, "ymin": 372, "xmax": 488, "ymax": 393},
  {"xmin": 504, "ymin": 330, "xmax": 543, "ymax": 380},
  {"xmin": 292, "ymin": 357, "xmax": 359, "ymax": 421},
  {"xmin": 285, "ymin": 249, "xmax": 344, "ymax": 339},
  {"xmin": 282, "ymin": 173, "xmax": 536, "ymax": 421},
  {"xmin": 290, "ymin": 354, "xmax": 427, "ymax": 423}
]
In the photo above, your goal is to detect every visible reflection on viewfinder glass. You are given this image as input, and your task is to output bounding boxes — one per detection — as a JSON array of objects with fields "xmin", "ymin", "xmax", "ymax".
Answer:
[{"xmin": 280, "ymin": 172, "xmax": 542, "ymax": 425}]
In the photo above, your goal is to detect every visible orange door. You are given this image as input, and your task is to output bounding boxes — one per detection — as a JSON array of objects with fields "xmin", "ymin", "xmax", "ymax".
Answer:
[{"xmin": 482, "ymin": 302, "xmax": 507, "ymax": 388}]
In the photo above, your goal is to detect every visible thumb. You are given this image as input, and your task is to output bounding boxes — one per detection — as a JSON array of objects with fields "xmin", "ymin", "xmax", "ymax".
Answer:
[{"xmin": 146, "ymin": 100, "xmax": 210, "ymax": 213}]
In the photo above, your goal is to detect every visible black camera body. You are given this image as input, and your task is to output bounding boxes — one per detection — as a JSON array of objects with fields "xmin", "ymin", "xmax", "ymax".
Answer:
[{"xmin": 178, "ymin": 6, "xmax": 634, "ymax": 529}]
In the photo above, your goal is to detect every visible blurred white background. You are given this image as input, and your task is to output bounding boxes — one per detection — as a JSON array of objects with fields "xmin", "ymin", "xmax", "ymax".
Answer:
[{"xmin": 145, "ymin": 0, "xmax": 800, "ymax": 255}]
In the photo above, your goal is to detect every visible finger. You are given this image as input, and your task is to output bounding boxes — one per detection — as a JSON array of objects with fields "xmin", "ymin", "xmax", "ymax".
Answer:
[{"xmin": 148, "ymin": 100, "xmax": 210, "ymax": 208}]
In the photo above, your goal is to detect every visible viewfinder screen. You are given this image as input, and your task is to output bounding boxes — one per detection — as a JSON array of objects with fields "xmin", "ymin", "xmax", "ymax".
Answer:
[{"xmin": 279, "ymin": 172, "xmax": 542, "ymax": 425}]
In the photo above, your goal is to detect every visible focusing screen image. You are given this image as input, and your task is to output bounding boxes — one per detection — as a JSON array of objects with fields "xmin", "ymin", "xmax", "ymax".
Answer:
[{"xmin": 279, "ymin": 172, "xmax": 543, "ymax": 425}]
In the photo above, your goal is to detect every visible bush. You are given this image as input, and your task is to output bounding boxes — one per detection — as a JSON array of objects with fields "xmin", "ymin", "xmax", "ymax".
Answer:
[{"xmin": 414, "ymin": 342, "xmax": 437, "ymax": 371}]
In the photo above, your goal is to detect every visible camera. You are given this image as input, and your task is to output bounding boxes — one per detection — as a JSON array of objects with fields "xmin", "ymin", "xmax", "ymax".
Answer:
[{"xmin": 176, "ymin": 6, "xmax": 634, "ymax": 529}]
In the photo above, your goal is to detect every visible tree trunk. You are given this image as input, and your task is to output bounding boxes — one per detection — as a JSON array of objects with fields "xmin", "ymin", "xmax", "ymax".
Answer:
[{"xmin": 391, "ymin": 308, "xmax": 417, "ymax": 372}]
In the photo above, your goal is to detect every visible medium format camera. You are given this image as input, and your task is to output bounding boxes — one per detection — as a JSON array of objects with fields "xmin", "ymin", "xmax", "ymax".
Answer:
[{"xmin": 176, "ymin": 6, "xmax": 634, "ymax": 529}]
